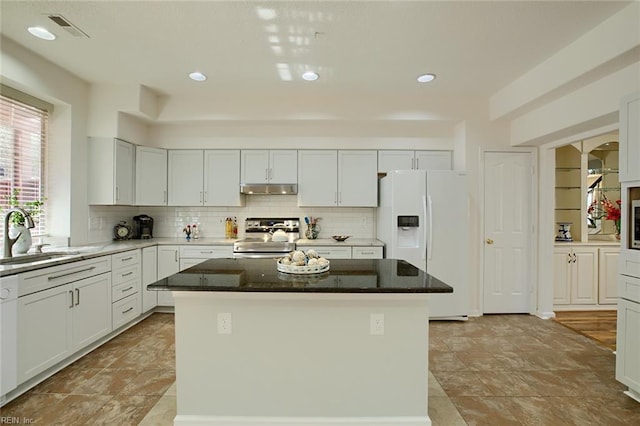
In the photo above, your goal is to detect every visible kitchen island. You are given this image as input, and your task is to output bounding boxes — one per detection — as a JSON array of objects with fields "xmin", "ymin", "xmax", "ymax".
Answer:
[{"xmin": 149, "ymin": 258, "xmax": 452, "ymax": 426}]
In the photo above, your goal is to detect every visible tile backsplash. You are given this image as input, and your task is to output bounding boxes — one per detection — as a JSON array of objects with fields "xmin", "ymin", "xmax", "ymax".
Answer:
[{"xmin": 88, "ymin": 195, "xmax": 376, "ymax": 243}]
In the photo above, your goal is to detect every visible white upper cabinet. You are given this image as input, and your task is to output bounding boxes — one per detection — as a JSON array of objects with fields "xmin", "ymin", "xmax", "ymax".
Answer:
[
  {"xmin": 338, "ymin": 150, "xmax": 378, "ymax": 206},
  {"xmin": 88, "ymin": 138, "xmax": 135, "ymax": 205},
  {"xmin": 619, "ymin": 92, "xmax": 640, "ymax": 182},
  {"xmin": 168, "ymin": 150, "xmax": 243, "ymax": 206},
  {"xmin": 135, "ymin": 146, "xmax": 167, "ymax": 206},
  {"xmin": 168, "ymin": 150, "xmax": 204, "ymax": 206},
  {"xmin": 378, "ymin": 150, "xmax": 452, "ymax": 173},
  {"xmin": 204, "ymin": 150, "xmax": 244, "ymax": 206},
  {"xmin": 297, "ymin": 150, "xmax": 377, "ymax": 207},
  {"xmin": 241, "ymin": 150, "xmax": 297, "ymax": 184}
]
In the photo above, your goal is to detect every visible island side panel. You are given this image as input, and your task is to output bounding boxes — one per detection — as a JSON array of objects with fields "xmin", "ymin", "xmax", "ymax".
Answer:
[{"xmin": 173, "ymin": 292, "xmax": 430, "ymax": 423}]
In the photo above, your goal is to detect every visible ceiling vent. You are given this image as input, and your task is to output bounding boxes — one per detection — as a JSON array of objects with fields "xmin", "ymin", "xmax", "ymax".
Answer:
[{"xmin": 48, "ymin": 14, "xmax": 89, "ymax": 38}]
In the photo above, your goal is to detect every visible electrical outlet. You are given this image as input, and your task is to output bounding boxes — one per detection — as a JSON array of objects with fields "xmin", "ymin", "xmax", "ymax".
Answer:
[
  {"xmin": 370, "ymin": 313, "xmax": 384, "ymax": 335},
  {"xmin": 218, "ymin": 312, "xmax": 232, "ymax": 334}
]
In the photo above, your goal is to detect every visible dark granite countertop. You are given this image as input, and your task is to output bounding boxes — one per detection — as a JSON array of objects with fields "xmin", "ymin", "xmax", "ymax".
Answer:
[{"xmin": 148, "ymin": 258, "xmax": 453, "ymax": 294}]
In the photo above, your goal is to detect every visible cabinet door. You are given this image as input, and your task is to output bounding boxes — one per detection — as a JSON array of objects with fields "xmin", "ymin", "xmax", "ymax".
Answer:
[
  {"xmin": 269, "ymin": 150, "xmax": 297, "ymax": 183},
  {"xmin": 553, "ymin": 247, "xmax": 572, "ymax": 305},
  {"xmin": 598, "ymin": 247, "xmax": 620, "ymax": 304},
  {"xmin": 241, "ymin": 150, "xmax": 269, "ymax": 184},
  {"xmin": 298, "ymin": 150, "xmax": 338, "ymax": 206},
  {"xmin": 378, "ymin": 150, "xmax": 414, "ymax": 173},
  {"xmin": 157, "ymin": 245, "xmax": 180, "ymax": 279},
  {"xmin": 142, "ymin": 246, "xmax": 158, "ymax": 312},
  {"xmin": 415, "ymin": 151, "xmax": 452, "ymax": 171},
  {"xmin": 571, "ymin": 248, "xmax": 598, "ymax": 304},
  {"xmin": 205, "ymin": 150, "xmax": 244, "ymax": 206},
  {"xmin": 114, "ymin": 139, "xmax": 135, "ymax": 205},
  {"xmin": 619, "ymin": 91, "xmax": 640, "ymax": 182},
  {"xmin": 136, "ymin": 146, "xmax": 167, "ymax": 205},
  {"xmin": 18, "ymin": 284, "xmax": 73, "ymax": 383},
  {"xmin": 338, "ymin": 150, "xmax": 378, "ymax": 207},
  {"xmin": 73, "ymin": 273, "xmax": 112, "ymax": 351},
  {"xmin": 157, "ymin": 245, "xmax": 180, "ymax": 306},
  {"xmin": 168, "ymin": 150, "xmax": 204, "ymax": 206},
  {"xmin": 616, "ymin": 298, "xmax": 640, "ymax": 393}
]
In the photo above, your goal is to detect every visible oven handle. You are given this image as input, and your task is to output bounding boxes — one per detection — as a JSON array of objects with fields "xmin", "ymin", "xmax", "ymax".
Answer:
[{"xmin": 233, "ymin": 252, "xmax": 286, "ymax": 259}]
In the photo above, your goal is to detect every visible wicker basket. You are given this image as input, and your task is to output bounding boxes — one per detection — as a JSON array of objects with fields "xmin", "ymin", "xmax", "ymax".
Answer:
[{"xmin": 277, "ymin": 260, "xmax": 330, "ymax": 275}]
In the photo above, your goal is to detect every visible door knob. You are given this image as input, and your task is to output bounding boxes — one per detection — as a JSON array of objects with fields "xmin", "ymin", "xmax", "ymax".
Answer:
[{"xmin": 486, "ymin": 238, "xmax": 494, "ymax": 244}]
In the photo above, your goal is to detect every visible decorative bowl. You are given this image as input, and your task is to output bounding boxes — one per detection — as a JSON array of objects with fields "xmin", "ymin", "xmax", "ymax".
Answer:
[{"xmin": 332, "ymin": 235, "xmax": 350, "ymax": 242}]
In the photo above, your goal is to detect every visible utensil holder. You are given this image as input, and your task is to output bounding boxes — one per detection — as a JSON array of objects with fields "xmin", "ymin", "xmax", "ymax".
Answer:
[{"xmin": 305, "ymin": 224, "xmax": 319, "ymax": 239}]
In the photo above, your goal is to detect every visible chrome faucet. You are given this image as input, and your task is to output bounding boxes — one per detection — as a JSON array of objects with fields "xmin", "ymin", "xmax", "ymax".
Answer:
[{"xmin": 3, "ymin": 207, "xmax": 35, "ymax": 258}]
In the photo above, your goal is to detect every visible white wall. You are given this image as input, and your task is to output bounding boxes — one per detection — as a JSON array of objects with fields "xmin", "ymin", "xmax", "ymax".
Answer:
[{"xmin": 1, "ymin": 36, "xmax": 90, "ymax": 245}]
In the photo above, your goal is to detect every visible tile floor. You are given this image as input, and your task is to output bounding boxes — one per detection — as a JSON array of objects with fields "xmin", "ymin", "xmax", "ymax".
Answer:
[{"xmin": 2, "ymin": 313, "xmax": 639, "ymax": 425}]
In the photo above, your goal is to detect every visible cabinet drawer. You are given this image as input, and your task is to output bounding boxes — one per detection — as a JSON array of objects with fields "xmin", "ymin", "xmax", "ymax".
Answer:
[
  {"xmin": 112, "ymin": 294, "xmax": 141, "ymax": 330},
  {"xmin": 111, "ymin": 264, "xmax": 141, "ymax": 286},
  {"xmin": 180, "ymin": 246, "xmax": 233, "ymax": 259},
  {"xmin": 19, "ymin": 256, "xmax": 112, "ymax": 297},
  {"xmin": 620, "ymin": 250, "xmax": 640, "ymax": 279},
  {"xmin": 352, "ymin": 247, "xmax": 383, "ymax": 259},
  {"xmin": 620, "ymin": 274, "xmax": 640, "ymax": 304},
  {"xmin": 112, "ymin": 280, "xmax": 139, "ymax": 302},
  {"xmin": 112, "ymin": 249, "xmax": 140, "ymax": 268},
  {"xmin": 304, "ymin": 246, "xmax": 352, "ymax": 259}
]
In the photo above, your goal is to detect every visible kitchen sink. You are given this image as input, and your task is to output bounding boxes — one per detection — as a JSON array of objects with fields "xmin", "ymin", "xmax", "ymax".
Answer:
[{"xmin": 0, "ymin": 252, "xmax": 78, "ymax": 265}]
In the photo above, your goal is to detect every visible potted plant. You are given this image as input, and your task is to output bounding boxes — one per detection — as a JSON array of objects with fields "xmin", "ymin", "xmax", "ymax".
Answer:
[{"xmin": 2, "ymin": 189, "xmax": 45, "ymax": 254}]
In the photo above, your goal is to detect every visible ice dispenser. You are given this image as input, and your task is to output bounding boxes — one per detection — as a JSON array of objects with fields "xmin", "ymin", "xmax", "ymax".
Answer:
[{"xmin": 397, "ymin": 215, "xmax": 420, "ymax": 248}]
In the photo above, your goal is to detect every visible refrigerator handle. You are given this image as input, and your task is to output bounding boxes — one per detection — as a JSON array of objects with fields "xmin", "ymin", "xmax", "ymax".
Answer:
[
  {"xmin": 427, "ymin": 195, "xmax": 433, "ymax": 261},
  {"xmin": 422, "ymin": 195, "xmax": 428, "ymax": 261}
]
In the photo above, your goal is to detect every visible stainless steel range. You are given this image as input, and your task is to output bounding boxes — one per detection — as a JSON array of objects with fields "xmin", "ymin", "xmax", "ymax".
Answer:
[{"xmin": 233, "ymin": 217, "xmax": 299, "ymax": 258}]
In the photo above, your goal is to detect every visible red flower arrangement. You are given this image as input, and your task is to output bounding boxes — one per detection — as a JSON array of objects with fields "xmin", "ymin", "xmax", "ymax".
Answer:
[{"xmin": 588, "ymin": 196, "xmax": 621, "ymax": 235}]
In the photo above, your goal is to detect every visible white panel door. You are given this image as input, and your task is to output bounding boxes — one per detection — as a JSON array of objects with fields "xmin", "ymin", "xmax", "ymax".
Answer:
[
  {"xmin": 571, "ymin": 248, "xmax": 598, "ymax": 304},
  {"xmin": 205, "ymin": 150, "xmax": 243, "ymax": 206},
  {"xmin": 168, "ymin": 150, "xmax": 204, "ymax": 206},
  {"xmin": 599, "ymin": 247, "xmax": 620, "ymax": 304},
  {"xmin": 552, "ymin": 247, "xmax": 572, "ymax": 305},
  {"xmin": 135, "ymin": 146, "xmax": 167, "ymax": 205},
  {"xmin": 338, "ymin": 150, "xmax": 378, "ymax": 207},
  {"xmin": 483, "ymin": 151, "xmax": 533, "ymax": 313},
  {"xmin": 297, "ymin": 150, "xmax": 338, "ymax": 206},
  {"xmin": 142, "ymin": 246, "xmax": 158, "ymax": 312}
]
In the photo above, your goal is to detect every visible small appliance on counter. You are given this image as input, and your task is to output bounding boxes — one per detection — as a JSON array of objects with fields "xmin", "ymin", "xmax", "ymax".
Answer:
[{"xmin": 132, "ymin": 214, "xmax": 154, "ymax": 239}]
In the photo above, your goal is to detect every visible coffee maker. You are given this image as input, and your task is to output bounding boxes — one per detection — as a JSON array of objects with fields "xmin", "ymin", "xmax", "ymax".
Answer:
[{"xmin": 132, "ymin": 215, "xmax": 154, "ymax": 239}]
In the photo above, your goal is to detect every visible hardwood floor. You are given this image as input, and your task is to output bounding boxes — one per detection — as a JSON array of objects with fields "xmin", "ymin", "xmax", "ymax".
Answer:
[{"xmin": 553, "ymin": 310, "xmax": 617, "ymax": 350}]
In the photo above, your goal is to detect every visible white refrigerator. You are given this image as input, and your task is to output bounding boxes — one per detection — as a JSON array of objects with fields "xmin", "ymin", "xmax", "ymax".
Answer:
[{"xmin": 377, "ymin": 169, "xmax": 469, "ymax": 319}]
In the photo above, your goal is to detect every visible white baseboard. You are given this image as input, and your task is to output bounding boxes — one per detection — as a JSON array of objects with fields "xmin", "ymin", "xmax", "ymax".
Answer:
[{"xmin": 173, "ymin": 415, "xmax": 431, "ymax": 426}]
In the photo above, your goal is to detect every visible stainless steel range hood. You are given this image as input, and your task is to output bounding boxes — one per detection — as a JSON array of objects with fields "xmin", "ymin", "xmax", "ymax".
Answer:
[{"xmin": 240, "ymin": 184, "xmax": 298, "ymax": 195}]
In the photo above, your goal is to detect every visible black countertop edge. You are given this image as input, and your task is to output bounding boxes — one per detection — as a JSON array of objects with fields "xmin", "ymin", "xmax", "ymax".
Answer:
[{"xmin": 147, "ymin": 284, "xmax": 452, "ymax": 294}]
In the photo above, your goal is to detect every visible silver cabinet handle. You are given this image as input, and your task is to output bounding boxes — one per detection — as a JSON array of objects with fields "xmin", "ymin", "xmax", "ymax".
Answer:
[
  {"xmin": 69, "ymin": 290, "xmax": 74, "ymax": 308},
  {"xmin": 200, "ymin": 251, "xmax": 213, "ymax": 254},
  {"xmin": 121, "ymin": 256, "xmax": 133, "ymax": 262},
  {"xmin": 573, "ymin": 253, "xmax": 577, "ymax": 263},
  {"xmin": 75, "ymin": 288, "xmax": 80, "ymax": 306},
  {"xmin": 164, "ymin": 190, "xmax": 167, "ymax": 203},
  {"xmin": 200, "ymin": 192, "xmax": 203, "ymax": 203},
  {"xmin": 567, "ymin": 254, "xmax": 572, "ymax": 264},
  {"xmin": 122, "ymin": 307, "xmax": 134, "ymax": 314},
  {"xmin": 122, "ymin": 286, "xmax": 134, "ymax": 292},
  {"xmin": 360, "ymin": 251, "xmax": 374, "ymax": 255},
  {"xmin": 48, "ymin": 266, "xmax": 96, "ymax": 281},
  {"xmin": 175, "ymin": 250, "xmax": 178, "ymax": 262},
  {"xmin": 122, "ymin": 271, "xmax": 134, "ymax": 277}
]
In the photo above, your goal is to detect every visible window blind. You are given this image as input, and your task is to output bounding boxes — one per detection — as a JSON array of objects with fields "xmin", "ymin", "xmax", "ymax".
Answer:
[{"xmin": 0, "ymin": 94, "xmax": 47, "ymax": 238}]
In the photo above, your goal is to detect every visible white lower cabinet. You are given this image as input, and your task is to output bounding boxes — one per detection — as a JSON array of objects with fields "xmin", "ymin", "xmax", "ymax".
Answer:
[
  {"xmin": 599, "ymin": 247, "xmax": 620, "ymax": 304},
  {"xmin": 617, "ymin": 297, "xmax": 640, "ymax": 397},
  {"xmin": 553, "ymin": 246, "xmax": 598, "ymax": 305},
  {"xmin": 111, "ymin": 250, "xmax": 141, "ymax": 329},
  {"xmin": 157, "ymin": 245, "xmax": 181, "ymax": 306},
  {"xmin": 553, "ymin": 245, "xmax": 620, "ymax": 309},
  {"xmin": 141, "ymin": 246, "xmax": 158, "ymax": 312},
  {"xmin": 17, "ymin": 272, "xmax": 112, "ymax": 383},
  {"xmin": 179, "ymin": 245, "xmax": 233, "ymax": 270}
]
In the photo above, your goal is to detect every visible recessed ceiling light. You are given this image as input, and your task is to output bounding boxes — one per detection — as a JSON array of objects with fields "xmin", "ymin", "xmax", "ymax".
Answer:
[
  {"xmin": 302, "ymin": 71, "xmax": 319, "ymax": 81},
  {"xmin": 27, "ymin": 26, "xmax": 56, "ymax": 40},
  {"xmin": 417, "ymin": 73, "xmax": 436, "ymax": 83},
  {"xmin": 189, "ymin": 72, "xmax": 207, "ymax": 82}
]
